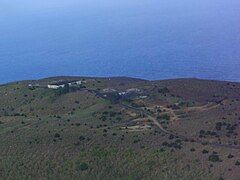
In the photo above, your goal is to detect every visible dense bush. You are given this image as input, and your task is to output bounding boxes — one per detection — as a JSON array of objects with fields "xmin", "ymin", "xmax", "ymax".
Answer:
[
  {"xmin": 76, "ymin": 162, "xmax": 89, "ymax": 171},
  {"xmin": 235, "ymin": 161, "xmax": 240, "ymax": 166},
  {"xmin": 158, "ymin": 87, "xmax": 170, "ymax": 94},
  {"xmin": 54, "ymin": 133, "xmax": 60, "ymax": 138},
  {"xmin": 79, "ymin": 136, "xmax": 85, "ymax": 141},
  {"xmin": 55, "ymin": 84, "xmax": 80, "ymax": 96},
  {"xmin": 208, "ymin": 154, "xmax": 220, "ymax": 162}
]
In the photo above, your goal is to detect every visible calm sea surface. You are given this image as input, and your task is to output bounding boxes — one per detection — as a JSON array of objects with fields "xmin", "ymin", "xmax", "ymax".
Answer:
[{"xmin": 0, "ymin": 0, "xmax": 240, "ymax": 84}]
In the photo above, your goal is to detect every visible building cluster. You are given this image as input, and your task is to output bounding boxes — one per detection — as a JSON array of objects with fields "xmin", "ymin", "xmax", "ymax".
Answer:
[
  {"xmin": 102, "ymin": 88, "xmax": 141, "ymax": 96},
  {"xmin": 118, "ymin": 88, "xmax": 141, "ymax": 96},
  {"xmin": 47, "ymin": 80, "xmax": 83, "ymax": 89}
]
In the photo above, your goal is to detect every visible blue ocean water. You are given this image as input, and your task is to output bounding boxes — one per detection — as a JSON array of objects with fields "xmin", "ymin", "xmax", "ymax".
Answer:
[{"xmin": 0, "ymin": 0, "xmax": 240, "ymax": 84}]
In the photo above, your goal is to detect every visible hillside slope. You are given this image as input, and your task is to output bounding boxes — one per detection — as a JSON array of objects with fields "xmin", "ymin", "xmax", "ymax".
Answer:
[{"xmin": 0, "ymin": 77, "xmax": 240, "ymax": 180}]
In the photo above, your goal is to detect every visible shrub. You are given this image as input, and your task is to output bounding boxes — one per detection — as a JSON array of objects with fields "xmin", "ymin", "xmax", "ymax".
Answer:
[
  {"xmin": 54, "ymin": 133, "xmax": 60, "ymax": 138},
  {"xmin": 190, "ymin": 148, "xmax": 196, "ymax": 152},
  {"xmin": 208, "ymin": 154, "xmax": 220, "ymax": 162},
  {"xmin": 235, "ymin": 161, "xmax": 240, "ymax": 166},
  {"xmin": 116, "ymin": 117, "xmax": 122, "ymax": 121},
  {"xmin": 80, "ymin": 163, "xmax": 88, "ymax": 171},
  {"xmin": 158, "ymin": 87, "xmax": 170, "ymax": 94},
  {"xmin": 109, "ymin": 111, "xmax": 117, "ymax": 117},
  {"xmin": 215, "ymin": 122, "xmax": 222, "ymax": 131},
  {"xmin": 133, "ymin": 139, "xmax": 140, "ymax": 143},
  {"xmin": 169, "ymin": 134, "xmax": 175, "ymax": 139},
  {"xmin": 76, "ymin": 162, "xmax": 89, "ymax": 171},
  {"xmin": 102, "ymin": 111, "xmax": 109, "ymax": 115},
  {"xmin": 79, "ymin": 136, "xmax": 85, "ymax": 141},
  {"xmin": 202, "ymin": 150, "xmax": 209, "ymax": 154}
]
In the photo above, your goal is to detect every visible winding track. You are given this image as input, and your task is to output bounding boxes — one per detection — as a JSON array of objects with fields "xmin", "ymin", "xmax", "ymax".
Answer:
[
  {"xmin": 91, "ymin": 88, "xmax": 240, "ymax": 150},
  {"xmin": 120, "ymin": 103, "xmax": 240, "ymax": 150}
]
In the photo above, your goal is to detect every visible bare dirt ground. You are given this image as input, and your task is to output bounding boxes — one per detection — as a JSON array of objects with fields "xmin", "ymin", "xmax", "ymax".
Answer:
[
  {"xmin": 122, "ymin": 103, "xmax": 240, "ymax": 150},
  {"xmin": 121, "ymin": 124, "xmax": 151, "ymax": 132},
  {"xmin": 185, "ymin": 103, "xmax": 220, "ymax": 113}
]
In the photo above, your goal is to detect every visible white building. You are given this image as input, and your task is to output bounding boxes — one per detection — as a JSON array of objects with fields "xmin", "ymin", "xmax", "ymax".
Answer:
[
  {"xmin": 75, "ymin": 80, "xmax": 82, "ymax": 85},
  {"xmin": 47, "ymin": 84, "xmax": 65, "ymax": 89},
  {"xmin": 119, "ymin": 92, "xmax": 126, "ymax": 96},
  {"xmin": 139, "ymin": 96, "xmax": 148, "ymax": 99},
  {"xmin": 28, "ymin": 84, "xmax": 40, "ymax": 88},
  {"xmin": 47, "ymin": 80, "xmax": 86, "ymax": 89},
  {"xmin": 103, "ymin": 88, "xmax": 117, "ymax": 93}
]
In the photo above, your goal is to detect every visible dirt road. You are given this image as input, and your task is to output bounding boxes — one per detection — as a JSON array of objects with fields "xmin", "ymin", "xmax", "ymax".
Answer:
[{"xmin": 120, "ymin": 103, "xmax": 240, "ymax": 150}]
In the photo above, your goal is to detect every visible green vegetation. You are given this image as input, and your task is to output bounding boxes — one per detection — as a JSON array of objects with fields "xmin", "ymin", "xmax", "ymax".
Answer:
[
  {"xmin": 208, "ymin": 154, "xmax": 220, "ymax": 162},
  {"xmin": 0, "ymin": 77, "xmax": 239, "ymax": 179}
]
